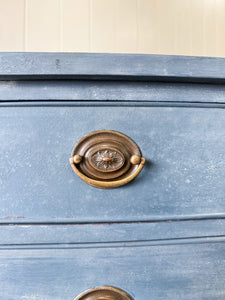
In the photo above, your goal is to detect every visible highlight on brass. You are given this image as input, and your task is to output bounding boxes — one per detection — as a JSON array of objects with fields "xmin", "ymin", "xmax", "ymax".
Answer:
[
  {"xmin": 69, "ymin": 129, "xmax": 145, "ymax": 189},
  {"xmin": 74, "ymin": 286, "xmax": 133, "ymax": 300}
]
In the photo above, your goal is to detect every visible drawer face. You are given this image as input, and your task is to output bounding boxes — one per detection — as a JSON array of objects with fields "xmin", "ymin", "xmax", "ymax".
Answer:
[
  {"xmin": 1, "ymin": 106, "xmax": 225, "ymax": 222},
  {"xmin": 1, "ymin": 242, "xmax": 225, "ymax": 300}
]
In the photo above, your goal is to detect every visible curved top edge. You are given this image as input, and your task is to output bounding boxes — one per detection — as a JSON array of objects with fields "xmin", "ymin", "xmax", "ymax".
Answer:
[
  {"xmin": 74, "ymin": 286, "xmax": 133, "ymax": 300},
  {"xmin": 71, "ymin": 129, "xmax": 142, "ymax": 157},
  {"xmin": 0, "ymin": 52, "xmax": 225, "ymax": 83}
]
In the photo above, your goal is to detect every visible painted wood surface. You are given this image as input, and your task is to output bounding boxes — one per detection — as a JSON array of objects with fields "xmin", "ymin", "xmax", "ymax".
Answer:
[
  {"xmin": 0, "ymin": 219, "xmax": 225, "ymax": 246},
  {"xmin": 1, "ymin": 0, "xmax": 225, "ymax": 57},
  {"xmin": 2, "ymin": 52, "xmax": 225, "ymax": 83},
  {"xmin": 1, "ymin": 53, "xmax": 225, "ymax": 299},
  {"xmin": 2, "ymin": 80, "xmax": 225, "ymax": 103},
  {"xmin": 1, "ymin": 106, "xmax": 225, "ymax": 223},
  {"xmin": 1, "ymin": 242, "xmax": 225, "ymax": 299}
]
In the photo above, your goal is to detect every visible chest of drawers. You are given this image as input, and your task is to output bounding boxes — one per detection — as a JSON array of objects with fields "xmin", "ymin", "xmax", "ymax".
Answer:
[{"xmin": 1, "ymin": 53, "xmax": 225, "ymax": 299}]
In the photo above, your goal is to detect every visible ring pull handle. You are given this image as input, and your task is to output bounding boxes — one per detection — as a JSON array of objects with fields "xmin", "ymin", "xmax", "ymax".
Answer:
[
  {"xmin": 97, "ymin": 298, "xmax": 115, "ymax": 300},
  {"xmin": 69, "ymin": 130, "xmax": 145, "ymax": 189},
  {"xmin": 70, "ymin": 156, "xmax": 145, "ymax": 189}
]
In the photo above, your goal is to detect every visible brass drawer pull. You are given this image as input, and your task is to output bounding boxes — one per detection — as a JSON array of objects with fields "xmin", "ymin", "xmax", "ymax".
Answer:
[
  {"xmin": 70, "ymin": 130, "xmax": 145, "ymax": 189},
  {"xmin": 74, "ymin": 286, "xmax": 133, "ymax": 300}
]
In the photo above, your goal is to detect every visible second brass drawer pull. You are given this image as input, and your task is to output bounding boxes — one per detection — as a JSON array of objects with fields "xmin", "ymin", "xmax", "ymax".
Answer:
[{"xmin": 74, "ymin": 286, "xmax": 133, "ymax": 300}]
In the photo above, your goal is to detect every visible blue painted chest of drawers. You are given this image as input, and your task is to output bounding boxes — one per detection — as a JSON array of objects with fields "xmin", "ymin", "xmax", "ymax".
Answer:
[{"xmin": 1, "ymin": 53, "xmax": 225, "ymax": 299}]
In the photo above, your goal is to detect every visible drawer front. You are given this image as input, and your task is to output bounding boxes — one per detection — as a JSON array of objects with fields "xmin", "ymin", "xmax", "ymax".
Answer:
[
  {"xmin": 1, "ymin": 105, "xmax": 225, "ymax": 222},
  {"xmin": 1, "ymin": 242, "xmax": 225, "ymax": 300}
]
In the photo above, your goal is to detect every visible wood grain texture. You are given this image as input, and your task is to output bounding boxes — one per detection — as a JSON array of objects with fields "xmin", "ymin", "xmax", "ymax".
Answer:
[
  {"xmin": 0, "ymin": 242, "xmax": 225, "ymax": 299},
  {"xmin": 1, "ymin": 106, "xmax": 225, "ymax": 223}
]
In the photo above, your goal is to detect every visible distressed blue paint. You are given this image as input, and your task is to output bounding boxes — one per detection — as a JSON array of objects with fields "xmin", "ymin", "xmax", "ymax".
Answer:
[
  {"xmin": 0, "ymin": 219, "xmax": 225, "ymax": 245},
  {"xmin": 1, "ymin": 52, "xmax": 225, "ymax": 83},
  {"xmin": 1, "ymin": 106, "xmax": 225, "ymax": 223},
  {"xmin": 3, "ymin": 101, "xmax": 225, "ymax": 109},
  {"xmin": 1, "ymin": 80, "xmax": 225, "ymax": 103},
  {"xmin": 1, "ymin": 243, "xmax": 225, "ymax": 299},
  {"xmin": 2, "ymin": 236, "xmax": 225, "ymax": 250},
  {"xmin": 1, "ymin": 52, "xmax": 225, "ymax": 299}
]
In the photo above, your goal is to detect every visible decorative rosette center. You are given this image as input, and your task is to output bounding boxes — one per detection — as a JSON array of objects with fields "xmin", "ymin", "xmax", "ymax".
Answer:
[{"xmin": 91, "ymin": 149, "xmax": 124, "ymax": 171}]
